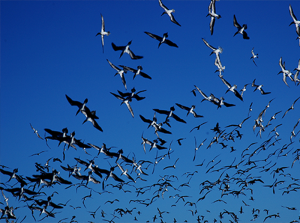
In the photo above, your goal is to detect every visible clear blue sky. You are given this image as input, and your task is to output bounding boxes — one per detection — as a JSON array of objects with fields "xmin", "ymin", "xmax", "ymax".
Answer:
[{"xmin": 1, "ymin": 1, "xmax": 299, "ymax": 222}]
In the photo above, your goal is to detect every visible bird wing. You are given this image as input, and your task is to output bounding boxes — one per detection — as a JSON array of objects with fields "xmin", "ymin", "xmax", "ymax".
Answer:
[
  {"xmin": 124, "ymin": 100, "xmax": 134, "ymax": 117},
  {"xmin": 153, "ymin": 108, "xmax": 170, "ymax": 115},
  {"xmin": 233, "ymin": 15, "xmax": 241, "ymax": 29},
  {"xmin": 158, "ymin": 0, "xmax": 168, "ymax": 11},
  {"xmin": 202, "ymin": 38, "xmax": 216, "ymax": 51},
  {"xmin": 171, "ymin": 113, "xmax": 186, "ymax": 123},
  {"xmin": 111, "ymin": 42, "xmax": 124, "ymax": 51},
  {"xmin": 107, "ymin": 59, "xmax": 120, "ymax": 72},
  {"xmin": 164, "ymin": 39, "xmax": 178, "ymax": 48},
  {"xmin": 65, "ymin": 95, "xmax": 82, "ymax": 108},
  {"xmin": 144, "ymin": 31, "xmax": 163, "ymax": 42},
  {"xmin": 175, "ymin": 103, "xmax": 190, "ymax": 111}
]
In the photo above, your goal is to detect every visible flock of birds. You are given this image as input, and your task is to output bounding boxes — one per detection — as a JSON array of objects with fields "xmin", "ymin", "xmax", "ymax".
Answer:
[{"xmin": 1, "ymin": 0, "xmax": 300, "ymax": 223}]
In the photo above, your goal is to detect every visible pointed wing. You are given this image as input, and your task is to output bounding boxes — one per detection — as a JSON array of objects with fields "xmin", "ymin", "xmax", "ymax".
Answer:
[
  {"xmin": 111, "ymin": 42, "xmax": 124, "ymax": 51},
  {"xmin": 172, "ymin": 113, "xmax": 186, "ymax": 123},
  {"xmin": 170, "ymin": 14, "xmax": 181, "ymax": 27},
  {"xmin": 139, "ymin": 115, "xmax": 152, "ymax": 124},
  {"xmin": 107, "ymin": 59, "xmax": 120, "ymax": 72},
  {"xmin": 289, "ymin": 5, "xmax": 298, "ymax": 22},
  {"xmin": 144, "ymin": 31, "xmax": 163, "ymax": 42},
  {"xmin": 90, "ymin": 118, "xmax": 103, "ymax": 132},
  {"xmin": 219, "ymin": 76, "xmax": 231, "ymax": 89},
  {"xmin": 175, "ymin": 103, "xmax": 190, "ymax": 111},
  {"xmin": 158, "ymin": 0, "xmax": 168, "ymax": 11},
  {"xmin": 164, "ymin": 39, "xmax": 178, "ymax": 48},
  {"xmin": 127, "ymin": 49, "xmax": 143, "ymax": 60},
  {"xmin": 153, "ymin": 108, "xmax": 170, "ymax": 115},
  {"xmin": 194, "ymin": 85, "xmax": 210, "ymax": 101},
  {"xmin": 124, "ymin": 100, "xmax": 134, "ymax": 117},
  {"xmin": 139, "ymin": 71, "xmax": 152, "ymax": 79},
  {"xmin": 223, "ymin": 101, "xmax": 236, "ymax": 107},
  {"xmin": 210, "ymin": 16, "xmax": 215, "ymax": 35},
  {"xmin": 65, "ymin": 95, "xmax": 82, "ymax": 108},
  {"xmin": 202, "ymin": 38, "xmax": 216, "ymax": 51},
  {"xmin": 74, "ymin": 158, "xmax": 89, "ymax": 167},
  {"xmin": 233, "ymin": 15, "xmax": 241, "ymax": 29}
]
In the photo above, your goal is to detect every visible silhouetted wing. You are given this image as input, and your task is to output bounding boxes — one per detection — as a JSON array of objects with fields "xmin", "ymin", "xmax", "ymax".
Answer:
[
  {"xmin": 144, "ymin": 31, "xmax": 163, "ymax": 41},
  {"xmin": 164, "ymin": 39, "xmax": 178, "ymax": 48},
  {"xmin": 111, "ymin": 42, "xmax": 124, "ymax": 51},
  {"xmin": 153, "ymin": 109, "xmax": 169, "ymax": 115},
  {"xmin": 65, "ymin": 95, "xmax": 82, "ymax": 108},
  {"xmin": 172, "ymin": 113, "xmax": 186, "ymax": 123}
]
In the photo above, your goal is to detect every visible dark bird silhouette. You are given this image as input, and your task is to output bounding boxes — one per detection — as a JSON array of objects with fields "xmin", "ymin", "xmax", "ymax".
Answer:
[
  {"xmin": 111, "ymin": 41, "xmax": 143, "ymax": 59},
  {"xmin": 145, "ymin": 32, "xmax": 178, "ymax": 48},
  {"xmin": 233, "ymin": 14, "xmax": 250, "ymax": 39}
]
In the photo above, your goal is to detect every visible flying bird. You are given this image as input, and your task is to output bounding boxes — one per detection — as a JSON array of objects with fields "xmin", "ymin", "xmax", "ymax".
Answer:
[
  {"xmin": 110, "ymin": 91, "xmax": 135, "ymax": 118},
  {"xmin": 107, "ymin": 59, "xmax": 128, "ymax": 89},
  {"xmin": 175, "ymin": 103, "xmax": 203, "ymax": 118},
  {"xmin": 158, "ymin": 0, "xmax": 181, "ymax": 26},
  {"xmin": 120, "ymin": 65, "xmax": 152, "ymax": 80},
  {"xmin": 278, "ymin": 57, "xmax": 294, "ymax": 87},
  {"xmin": 111, "ymin": 41, "xmax": 143, "ymax": 60},
  {"xmin": 250, "ymin": 47, "xmax": 258, "ymax": 66},
  {"xmin": 144, "ymin": 32, "xmax": 178, "ymax": 48},
  {"xmin": 202, "ymin": 38, "xmax": 222, "ymax": 63},
  {"xmin": 233, "ymin": 14, "xmax": 250, "ymax": 39},
  {"xmin": 206, "ymin": 0, "xmax": 221, "ymax": 35},
  {"xmin": 252, "ymin": 79, "xmax": 271, "ymax": 95},
  {"xmin": 219, "ymin": 75, "xmax": 243, "ymax": 101},
  {"xmin": 30, "ymin": 123, "xmax": 43, "ymax": 140},
  {"xmin": 153, "ymin": 106, "xmax": 186, "ymax": 123},
  {"xmin": 96, "ymin": 14, "xmax": 110, "ymax": 53},
  {"xmin": 289, "ymin": 5, "xmax": 300, "ymax": 35}
]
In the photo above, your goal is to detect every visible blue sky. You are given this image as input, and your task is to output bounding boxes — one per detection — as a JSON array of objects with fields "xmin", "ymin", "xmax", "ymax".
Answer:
[{"xmin": 1, "ymin": 1, "xmax": 300, "ymax": 222}]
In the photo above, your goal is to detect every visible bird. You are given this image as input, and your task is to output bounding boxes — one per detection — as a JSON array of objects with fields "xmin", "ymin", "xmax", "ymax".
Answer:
[
  {"xmin": 158, "ymin": 0, "xmax": 181, "ymax": 26},
  {"xmin": 202, "ymin": 38, "xmax": 222, "ymax": 63},
  {"xmin": 211, "ymin": 94, "xmax": 236, "ymax": 109},
  {"xmin": 163, "ymin": 158, "xmax": 179, "ymax": 170},
  {"xmin": 252, "ymin": 79, "xmax": 271, "ymax": 95},
  {"xmin": 278, "ymin": 57, "xmax": 294, "ymax": 87},
  {"xmin": 233, "ymin": 14, "xmax": 250, "ymax": 39},
  {"xmin": 144, "ymin": 31, "xmax": 178, "ymax": 48},
  {"xmin": 111, "ymin": 40, "xmax": 143, "ymax": 60},
  {"xmin": 107, "ymin": 59, "xmax": 128, "ymax": 89},
  {"xmin": 289, "ymin": 5, "xmax": 300, "ymax": 35},
  {"xmin": 65, "ymin": 95, "xmax": 88, "ymax": 116},
  {"xmin": 190, "ymin": 122, "xmax": 208, "ymax": 133},
  {"xmin": 82, "ymin": 108, "xmax": 103, "ymax": 132},
  {"xmin": 193, "ymin": 137, "xmax": 207, "ymax": 161},
  {"xmin": 95, "ymin": 14, "xmax": 110, "ymax": 53},
  {"xmin": 175, "ymin": 103, "xmax": 203, "ymax": 118},
  {"xmin": 226, "ymin": 116, "xmax": 250, "ymax": 129},
  {"xmin": 206, "ymin": 0, "xmax": 221, "ymax": 35},
  {"xmin": 116, "ymin": 162, "xmax": 135, "ymax": 183},
  {"xmin": 110, "ymin": 91, "xmax": 135, "ymax": 118},
  {"xmin": 153, "ymin": 106, "xmax": 186, "ymax": 123},
  {"xmin": 30, "ymin": 123, "xmax": 43, "ymax": 140},
  {"xmin": 194, "ymin": 85, "xmax": 213, "ymax": 103},
  {"xmin": 282, "ymin": 96, "xmax": 300, "ymax": 118},
  {"xmin": 250, "ymin": 47, "xmax": 258, "ymax": 66},
  {"xmin": 219, "ymin": 75, "xmax": 243, "ymax": 101},
  {"xmin": 119, "ymin": 65, "xmax": 152, "ymax": 80}
]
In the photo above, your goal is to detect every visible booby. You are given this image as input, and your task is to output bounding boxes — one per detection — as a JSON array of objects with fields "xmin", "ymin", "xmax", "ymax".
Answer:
[
  {"xmin": 95, "ymin": 14, "xmax": 110, "ymax": 53},
  {"xmin": 233, "ymin": 15, "xmax": 250, "ymax": 39},
  {"xmin": 158, "ymin": 0, "xmax": 181, "ymax": 26},
  {"xmin": 107, "ymin": 59, "xmax": 127, "ymax": 89},
  {"xmin": 111, "ymin": 41, "xmax": 143, "ymax": 60},
  {"xmin": 144, "ymin": 32, "xmax": 178, "ymax": 48},
  {"xmin": 206, "ymin": 0, "xmax": 221, "ymax": 35}
]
